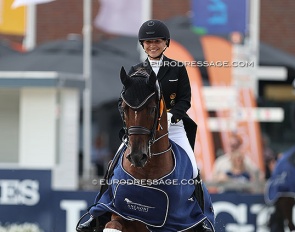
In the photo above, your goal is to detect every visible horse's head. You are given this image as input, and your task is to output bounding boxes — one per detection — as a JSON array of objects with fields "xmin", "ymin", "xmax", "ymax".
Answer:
[{"xmin": 120, "ymin": 67, "xmax": 166, "ymax": 168}]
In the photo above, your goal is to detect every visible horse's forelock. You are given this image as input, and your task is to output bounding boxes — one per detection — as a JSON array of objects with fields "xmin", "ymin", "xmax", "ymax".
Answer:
[
  {"xmin": 122, "ymin": 73, "xmax": 156, "ymax": 108},
  {"xmin": 130, "ymin": 69, "xmax": 150, "ymax": 78}
]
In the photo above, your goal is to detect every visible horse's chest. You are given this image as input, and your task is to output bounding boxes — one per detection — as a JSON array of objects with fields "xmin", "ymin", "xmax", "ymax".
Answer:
[{"xmin": 110, "ymin": 147, "xmax": 197, "ymax": 228}]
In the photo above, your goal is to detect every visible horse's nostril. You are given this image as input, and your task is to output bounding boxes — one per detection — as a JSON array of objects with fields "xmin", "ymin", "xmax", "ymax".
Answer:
[
  {"xmin": 140, "ymin": 153, "xmax": 148, "ymax": 166},
  {"xmin": 127, "ymin": 152, "xmax": 148, "ymax": 167},
  {"xmin": 126, "ymin": 154, "xmax": 132, "ymax": 162},
  {"xmin": 142, "ymin": 153, "xmax": 148, "ymax": 161}
]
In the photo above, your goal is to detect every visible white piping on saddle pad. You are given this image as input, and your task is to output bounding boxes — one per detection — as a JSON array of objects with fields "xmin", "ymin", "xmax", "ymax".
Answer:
[{"xmin": 103, "ymin": 229, "xmax": 121, "ymax": 232}]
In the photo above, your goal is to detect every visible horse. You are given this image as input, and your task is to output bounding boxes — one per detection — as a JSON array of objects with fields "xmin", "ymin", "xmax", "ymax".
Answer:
[
  {"xmin": 80, "ymin": 67, "xmax": 215, "ymax": 232},
  {"xmin": 265, "ymin": 146, "xmax": 295, "ymax": 232}
]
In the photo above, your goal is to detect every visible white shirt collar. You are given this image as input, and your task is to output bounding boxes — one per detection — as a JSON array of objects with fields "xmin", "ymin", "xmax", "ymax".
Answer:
[{"xmin": 148, "ymin": 56, "xmax": 163, "ymax": 67}]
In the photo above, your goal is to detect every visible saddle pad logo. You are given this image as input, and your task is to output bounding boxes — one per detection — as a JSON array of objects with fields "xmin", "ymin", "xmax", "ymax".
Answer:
[
  {"xmin": 113, "ymin": 183, "xmax": 169, "ymax": 227},
  {"xmin": 124, "ymin": 198, "xmax": 155, "ymax": 212}
]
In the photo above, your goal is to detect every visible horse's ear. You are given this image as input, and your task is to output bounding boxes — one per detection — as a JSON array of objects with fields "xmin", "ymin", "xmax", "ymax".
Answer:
[
  {"xmin": 147, "ymin": 70, "xmax": 157, "ymax": 89},
  {"xmin": 120, "ymin": 66, "xmax": 129, "ymax": 85}
]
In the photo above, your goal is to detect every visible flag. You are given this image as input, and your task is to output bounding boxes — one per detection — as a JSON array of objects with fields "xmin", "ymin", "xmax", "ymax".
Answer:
[
  {"xmin": 12, "ymin": 0, "xmax": 55, "ymax": 8},
  {"xmin": 0, "ymin": 0, "xmax": 26, "ymax": 35},
  {"xmin": 94, "ymin": 0, "xmax": 143, "ymax": 36}
]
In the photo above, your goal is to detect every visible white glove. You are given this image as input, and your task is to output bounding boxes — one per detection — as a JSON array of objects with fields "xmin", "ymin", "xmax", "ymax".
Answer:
[{"xmin": 167, "ymin": 112, "xmax": 173, "ymax": 130}]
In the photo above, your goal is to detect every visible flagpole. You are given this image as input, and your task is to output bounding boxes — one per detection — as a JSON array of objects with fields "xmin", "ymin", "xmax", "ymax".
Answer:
[
  {"xmin": 139, "ymin": 0, "xmax": 152, "ymax": 61},
  {"xmin": 23, "ymin": 4, "xmax": 36, "ymax": 50},
  {"xmin": 82, "ymin": 0, "xmax": 92, "ymax": 181},
  {"xmin": 142, "ymin": 0, "xmax": 152, "ymax": 23},
  {"xmin": 248, "ymin": 0, "xmax": 260, "ymax": 97}
]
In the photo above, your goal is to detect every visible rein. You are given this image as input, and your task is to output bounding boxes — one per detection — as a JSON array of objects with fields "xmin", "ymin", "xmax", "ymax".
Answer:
[
  {"xmin": 148, "ymin": 132, "xmax": 171, "ymax": 157},
  {"xmin": 152, "ymin": 132, "xmax": 171, "ymax": 156}
]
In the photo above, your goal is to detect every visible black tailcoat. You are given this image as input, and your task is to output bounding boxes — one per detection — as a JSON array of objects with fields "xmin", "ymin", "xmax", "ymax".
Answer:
[{"xmin": 127, "ymin": 56, "xmax": 197, "ymax": 149}]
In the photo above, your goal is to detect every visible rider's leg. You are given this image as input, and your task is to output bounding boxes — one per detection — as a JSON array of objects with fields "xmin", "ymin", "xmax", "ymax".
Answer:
[
  {"xmin": 168, "ymin": 120, "xmax": 198, "ymax": 178},
  {"xmin": 168, "ymin": 121, "xmax": 213, "ymax": 232},
  {"xmin": 168, "ymin": 120, "xmax": 204, "ymax": 210}
]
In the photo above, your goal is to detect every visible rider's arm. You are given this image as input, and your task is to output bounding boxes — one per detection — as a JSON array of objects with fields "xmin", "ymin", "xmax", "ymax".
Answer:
[{"xmin": 166, "ymin": 65, "xmax": 191, "ymax": 123}]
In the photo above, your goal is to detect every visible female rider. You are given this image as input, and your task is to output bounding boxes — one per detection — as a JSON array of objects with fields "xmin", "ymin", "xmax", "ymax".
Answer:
[{"xmin": 77, "ymin": 20, "xmax": 212, "ymax": 232}]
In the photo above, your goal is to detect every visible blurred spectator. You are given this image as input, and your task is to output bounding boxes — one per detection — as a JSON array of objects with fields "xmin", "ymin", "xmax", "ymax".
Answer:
[
  {"xmin": 91, "ymin": 134, "xmax": 111, "ymax": 176},
  {"xmin": 211, "ymin": 132, "xmax": 262, "ymax": 192},
  {"xmin": 262, "ymin": 133, "xmax": 277, "ymax": 180},
  {"xmin": 212, "ymin": 133, "xmax": 260, "ymax": 179},
  {"xmin": 216, "ymin": 151, "xmax": 253, "ymax": 192},
  {"xmin": 222, "ymin": 151, "xmax": 251, "ymax": 181},
  {"xmin": 264, "ymin": 152, "xmax": 279, "ymax": 181}
]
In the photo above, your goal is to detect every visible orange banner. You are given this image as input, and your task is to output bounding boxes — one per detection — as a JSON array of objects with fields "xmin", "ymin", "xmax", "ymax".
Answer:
[
  {"xmin": 166, "ymin": 39, "xmax": 215, "ymax": 180},
  {"xmin": 200, "ymin": 35, "xmax": 264, "ymax": 174}
]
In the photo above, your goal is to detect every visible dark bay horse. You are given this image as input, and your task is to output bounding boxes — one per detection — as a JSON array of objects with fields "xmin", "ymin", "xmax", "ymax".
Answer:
[
  {"xmin": 85, "ymin": 68, "xmax": 215, "ymax": 232},
  {"xmin": 265, "ymin": 146, "xmax": 295, "ymax": 232}
]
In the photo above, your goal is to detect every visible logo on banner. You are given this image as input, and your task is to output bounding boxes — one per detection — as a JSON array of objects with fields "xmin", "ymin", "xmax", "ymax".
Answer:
[
  {"xmin": 0, "ymin": 179, "xmax": 40, "ymax": 205},
  {"xmin": 191, "ymin": 0, "xmax": 248, "ymax": 35}
]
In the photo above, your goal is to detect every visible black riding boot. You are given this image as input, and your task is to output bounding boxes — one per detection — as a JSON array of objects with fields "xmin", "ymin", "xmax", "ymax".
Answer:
[
  {"xmin": 76, "ymin": 216, "xmax": 100, "ymax": 232},
  {"xmin": 193, "ymin": 171, "xmax": 213, "ymax": 232},
  {"xmin": 194, "ymin": 222, "xmax": 213, "ymax": 232},
  {"xmin": 76, "ymin": 213, "xmax": 111, "ymax": 232}
]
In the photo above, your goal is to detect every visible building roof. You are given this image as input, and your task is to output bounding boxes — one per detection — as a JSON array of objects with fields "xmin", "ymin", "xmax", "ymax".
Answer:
[{"xmin": 1, "ymin": 17, "xmax": 294, "ymax": 108}]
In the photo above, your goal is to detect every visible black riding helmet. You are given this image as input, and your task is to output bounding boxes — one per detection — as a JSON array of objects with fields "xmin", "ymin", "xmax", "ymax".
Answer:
[{"xmin": 138, "ymin": 20, "xmax": 170, "ymax": 47}]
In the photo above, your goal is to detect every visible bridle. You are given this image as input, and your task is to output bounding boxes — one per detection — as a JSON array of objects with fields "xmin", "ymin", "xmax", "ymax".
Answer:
[{"xmin": 121, "ymin": 80, "xmax": 171, "ymax": 158}]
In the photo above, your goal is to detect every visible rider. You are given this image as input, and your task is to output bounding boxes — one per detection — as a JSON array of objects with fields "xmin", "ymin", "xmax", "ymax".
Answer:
[
  {"xmin": 77, "ymin": 19, "xmax": 212, "ymax": 232},
  {"xmin": 130, "ymin": 19, "xmax": 199, "ymax": 178},
  {"xmin": 132, "ymin": 19, "xmax": 211, "ymax": 232}
]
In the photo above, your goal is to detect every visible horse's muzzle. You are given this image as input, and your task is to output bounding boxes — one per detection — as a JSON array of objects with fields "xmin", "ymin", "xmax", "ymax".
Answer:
[{"xmin": 126, "ymin": 152, "xmax": 148, "ymax": 168}]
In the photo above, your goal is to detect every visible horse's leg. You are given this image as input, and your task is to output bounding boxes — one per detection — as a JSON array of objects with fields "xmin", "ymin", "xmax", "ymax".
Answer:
[
  {"xmin": 103, "ymin": 214, "xmax": 124, "ymax": 232},
  {"xmin": 278, "ymin": 197, "xmax": 295, "ymax": 231},
  {"xmin": 103, "ymin": 229, "xmax": 121, "ymax": 232},
  {"xmin": 269, "ymin": 200, "xmax": 285, "ymax": 232},
  {"xmin": 104, "ymin": 214, "xmax": 149, "ymax": 232},
  {"xmin": 124, "ymin": 220, "xmax": 149, "ymax": 232},
  {"xmin": 276, "ymin": 197, "xmax": 295, "ymax": 231},
  {"xmin": 288, "ymin": 198, "xmax": 295, "ymax": 231}
]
